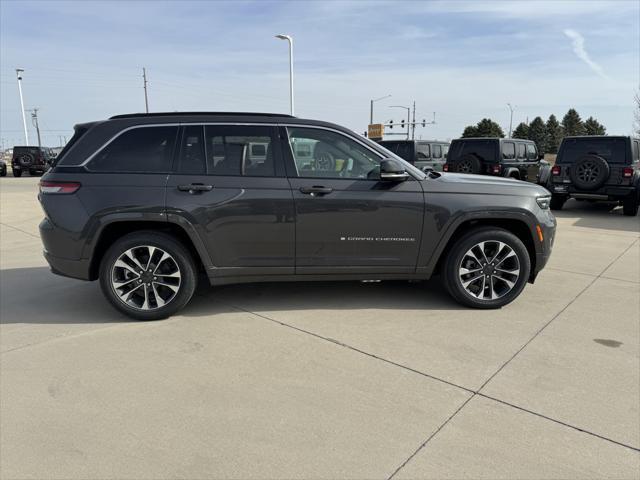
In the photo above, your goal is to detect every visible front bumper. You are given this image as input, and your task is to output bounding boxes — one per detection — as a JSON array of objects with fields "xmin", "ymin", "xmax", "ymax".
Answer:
[{"xmin": 531, "ymin": 209, "xmax": 556, "ymax": 281}]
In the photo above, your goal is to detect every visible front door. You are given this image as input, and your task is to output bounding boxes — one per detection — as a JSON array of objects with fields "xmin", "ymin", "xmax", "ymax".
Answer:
[
  {"xmin": 165, "ymin": 124, "xmax": 295, "ymax": 279},
  {"xmin": 283, "ymin": 126, "xmax": 424, "ymax": 275}
]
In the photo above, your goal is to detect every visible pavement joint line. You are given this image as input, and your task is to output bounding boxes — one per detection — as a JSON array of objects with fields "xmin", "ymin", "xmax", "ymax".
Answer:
[
  {"xmin": 547, "ymin": 267, "xmax": 640, "ymax": 285},
  {"xmin": 0, "ymin": 221, "xmax": 40, "ymax": 239}
]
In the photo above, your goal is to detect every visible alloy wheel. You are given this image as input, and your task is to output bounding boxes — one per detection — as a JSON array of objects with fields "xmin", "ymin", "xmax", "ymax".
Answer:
[{"xmin": 458, "ymin": 241, "xmax": 520, "ymax": 300}]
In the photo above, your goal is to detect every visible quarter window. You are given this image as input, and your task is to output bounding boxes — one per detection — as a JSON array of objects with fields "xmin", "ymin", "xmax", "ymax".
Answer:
[
  {"xmin": 204, "ymin": 125, "xmax": 275, "ymax": 176},
  {"xmin": 287, "ymin": 127, "xmax": 381, "ymax": 179},
  {"xmin": 178, "ymin": 126, "xmax": 206, "ymax": 174},
  {"xmin": 432, "ymin": 144, "xmax": 442, "ymax": 159},
  {"xmin": 89, "ymin": 126, "xmax": 178, "ymax": 172},
  {"xmin": 502, "ymin": 142, "xmax": 515, "ymax": 160}
]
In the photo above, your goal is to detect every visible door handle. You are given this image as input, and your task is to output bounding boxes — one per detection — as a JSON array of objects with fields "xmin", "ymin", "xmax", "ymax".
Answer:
[
  {"xmin": 299, "ymin": 186, "xmax": 333, "ymax": 196},
  {"xmin": 177, "ymin": 183, "xmax": 213, "ymax": 194}
]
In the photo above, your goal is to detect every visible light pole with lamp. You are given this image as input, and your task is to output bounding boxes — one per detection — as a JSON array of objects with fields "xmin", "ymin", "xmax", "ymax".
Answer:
[
  {"xmin": 390, "ymin": 105, "xmax": 411, "ymax": 140},
  {"xmin": 275, "ymin": 34, "xmax": 294, "ymax": 116},
  {"xmin": 507, "ymin": 103, "xmax": 516, "ymax": 138},
  {"xmin": 15, "ymin": 69, "xmax": 29, "ymax": 145},
  {"xmin": 370, "ymin": 95, "xmax": 391, "ymax": 125}
]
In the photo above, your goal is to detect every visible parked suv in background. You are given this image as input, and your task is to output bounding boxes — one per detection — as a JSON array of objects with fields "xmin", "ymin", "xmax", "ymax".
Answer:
[
  {"xmin": 444, "ymin": 137, "xmax": 551, "ymax": 185},
  {"xmin": 11, "ymin": 146, "xmax": 52, "ymax": 176},
  {"xmin": 378, "ymin": 140, "xmax": 449, "ymax": 172},
  {"xmin": 548, "ymin": 136, "xmax": 640, "ymax": 216},
  {"xmin": 39, "ymin": 112, "xmax": 555, "ymax": 320}
]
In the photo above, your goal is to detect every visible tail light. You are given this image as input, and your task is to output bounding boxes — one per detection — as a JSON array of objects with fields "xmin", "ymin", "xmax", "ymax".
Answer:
[
  {"xmin": 39, "ymin": 180, "xmax": 81, "ymax": 194},
  {"xmin": 491, "ymin": 164, "xmax": 501, "ymax": 174},
  {"xmin": 622, "ymin": 167, "xmax": 633, "ymax": 178},
  {"xmin": 443, "ymin": 164, "xmax": 449, "ymax": 172},
  {"xmin": 552, "ymin": 165, "xmax": 561, "ymax": 176}
]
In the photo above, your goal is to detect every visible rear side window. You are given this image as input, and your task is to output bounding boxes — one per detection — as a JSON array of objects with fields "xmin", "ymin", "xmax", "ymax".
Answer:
[
  {"xmin": 559, "ymin": 138, "xmax": 626, "ymax": 163},
  {"xmin": 502, "ymin": 142, "xmax": 515, "ymax": 160},
  {"xmin": 89, "ymin": 126, "xmax": 178, "ymax": 172},
  {"xmin": 432, "ymin": 144, "xmax": 442, "ymax": 159},
  {"xmin": 516, "ymin": 143, "xmax": 526, "ymax": 160},
  {"xmin": 633, "ymin": 140, "xmax": 639, "ymax": 161},
  {"xmin": 526, "ymin": 144, "xmax": 537, "ymax": 160},
  {"xmin": 177, "ymin": 125, "xmax": 206, "ymax": 174},
  {"xmin": 416, "ymin": 143, "xmax": 430, "ymax": 159},
  {"xmin": 205, "ymin": 125, "xmax": 275, "ymax": 176}
]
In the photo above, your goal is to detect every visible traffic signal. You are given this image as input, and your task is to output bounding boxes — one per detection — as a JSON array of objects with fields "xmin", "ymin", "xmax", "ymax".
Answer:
[
  {"xmin": 422, "ymin": 119, "xmax": 426, "ymax": 127},
  {"xmin": 401, "ymin": 119, "xmax": 405, "ymax": 129},
  {"xmin": 389, "ymin": 119, "xmax": 393, "ymax": 129}
]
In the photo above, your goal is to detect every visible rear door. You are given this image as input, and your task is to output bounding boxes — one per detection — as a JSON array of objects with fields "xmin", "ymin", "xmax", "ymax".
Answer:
[
  {"xmin": 283, "ymin": 126, "xmax": 424, "ymax": 274},
  {"xmin": 165, "ymin": 124, "xmax": 295, "ymax": 279}
]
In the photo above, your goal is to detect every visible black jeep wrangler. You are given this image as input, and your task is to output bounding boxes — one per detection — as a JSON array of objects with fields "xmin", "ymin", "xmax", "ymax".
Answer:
[
  {"xmin": 444, "ymin": 138, "xmax": 551, "ymax": 185},
  {"xmin": 11, "ymin": 146, "xmax": 52, "ymax": 177},
  {"xmin": 548, "ymin": 136, "xmax": 640, "ymax": 216},
  {"xmin": 378, "ymin": 140, "xmax": 449, "ymax": 172}
]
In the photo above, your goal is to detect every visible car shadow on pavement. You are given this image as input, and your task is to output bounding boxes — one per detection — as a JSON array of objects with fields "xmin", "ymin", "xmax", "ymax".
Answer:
[
  {"xmin": 554, "ymin": 199, "xmax": 640, "ymax": 234},
  {"xmin": 0, "ymin": 267, "xmax": 463, "ymax": 325}
]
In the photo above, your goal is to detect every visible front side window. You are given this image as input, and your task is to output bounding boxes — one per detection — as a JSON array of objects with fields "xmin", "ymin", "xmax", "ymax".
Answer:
[
  {"xmin": 502, "ymin": 142, "xmax": 515, "ymax": 160},
  {"xmin": 89, "ymin": 126, "xmax": 178, "ymax": 172},
  {"xmin": 432, "ymin": 144, "xmax": 442, "ymax": 159},
  {"xmin": 416, "ymin": 143, "xmax": 430, "ymax": 159},
  {"xmin": 526, "ymin": 143, "xmax": 538, "ymax": 160},
  {"xmin": 288, "ymin": 127, "xmax": 381, "ymax": 179},
  {"xmin": 204, "ymin": 125, "xmax": 275, "ymax": 176}
]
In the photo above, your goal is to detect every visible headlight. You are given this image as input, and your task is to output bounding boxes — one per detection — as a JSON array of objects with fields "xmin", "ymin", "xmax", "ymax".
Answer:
[{"xmin": 536, "ymin": 196, "xmax": 551, "ymax": 210}]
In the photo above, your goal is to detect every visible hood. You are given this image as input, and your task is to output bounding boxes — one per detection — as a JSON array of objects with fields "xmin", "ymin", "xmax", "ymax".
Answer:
[{"xmin": 425, "ymin": 172, "xmax": 550, "ymax": 197}]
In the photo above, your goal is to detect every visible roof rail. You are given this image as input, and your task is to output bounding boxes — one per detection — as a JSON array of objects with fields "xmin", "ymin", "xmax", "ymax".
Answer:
[{"xmin": 109, "ymin": 112, "xmax": 295, "ymax": 120}]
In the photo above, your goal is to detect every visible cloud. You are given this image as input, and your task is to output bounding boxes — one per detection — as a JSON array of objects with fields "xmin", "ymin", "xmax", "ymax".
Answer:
[{"xmin": 563, "ymin": 29, "xmax": 610, "ymax": 80}]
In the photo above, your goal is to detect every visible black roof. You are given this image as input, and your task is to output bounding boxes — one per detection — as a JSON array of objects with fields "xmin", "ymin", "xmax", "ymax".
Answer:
[{"xmin": 109, "ymin": 112, "xmax": 295, "ymax": 120}]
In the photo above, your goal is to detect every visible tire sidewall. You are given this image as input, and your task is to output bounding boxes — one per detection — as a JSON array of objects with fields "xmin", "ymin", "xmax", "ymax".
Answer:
[
  {"xmin": 444, "ymin": 228, "xmax": 531, "ymax": 309},
  {"xmin": 99, "ymin": 232, "xmax": 197, "ymax": 320}
]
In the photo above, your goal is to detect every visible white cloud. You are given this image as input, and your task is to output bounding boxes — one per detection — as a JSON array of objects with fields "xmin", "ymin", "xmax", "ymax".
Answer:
[{"xmin": 563, "ymin": 29, "xmax": 610, "ymax": 80}]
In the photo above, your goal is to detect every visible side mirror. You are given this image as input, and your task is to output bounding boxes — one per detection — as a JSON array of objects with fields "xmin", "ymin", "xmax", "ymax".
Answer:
[{"xmin": 380, "ymin": 159, "xmax": 410, "ymax": 182}]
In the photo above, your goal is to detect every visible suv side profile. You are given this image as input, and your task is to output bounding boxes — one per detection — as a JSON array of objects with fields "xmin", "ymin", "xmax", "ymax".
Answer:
[
  {"xmin": 39, "ymin": 113, "xmax": 556, "ymax": 320},
  {"xmin": 377, "ymin": 140, "xmax": 450, "ymax": 172},
  {"xmin": 444, "ymin": 137, "xmax": 551, "ymax": 185},
  {"xmin": 11, "ymin": 146, "xmax": 52, "ymax": 177},
  {"xmin": 548, "ymin": 136, "xmax": 640, "ymax": 216}
]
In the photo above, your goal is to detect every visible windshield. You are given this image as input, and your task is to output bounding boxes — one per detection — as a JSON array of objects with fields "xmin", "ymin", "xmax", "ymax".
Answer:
[{"xmin": 559, "ymin": 137, "xmax": 627, "ymax": 163}]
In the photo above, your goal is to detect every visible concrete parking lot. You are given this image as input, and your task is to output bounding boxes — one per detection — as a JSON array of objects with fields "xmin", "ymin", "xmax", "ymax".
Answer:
[{"xmin": 0, "ymin": 176, "xmax": 638, "ymax": 479}]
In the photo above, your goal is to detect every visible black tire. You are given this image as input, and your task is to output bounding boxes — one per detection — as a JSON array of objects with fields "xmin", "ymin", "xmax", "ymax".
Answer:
[
  {"xmin": 550, "ymin": 194, "xmax": 567, "ymax": 211},
  {"xmin": 622, "ymin": 195, "xmax": 639, "ymax": 216},
  {"xmin": 0, "ymin": 168, "xmax": 6, "ymax": 177},
  {"xmin": 570, "ymin": 155, "xmax": 609, "ymax": 190},
  {"xmin": 452, "ymin": 154, "xmax": 482, "ymax": 174},
  {"xmin": 442, "ymin": 227, "xmax": 531, "ymax": 309},
  {"xmin": 99, "ymin": 231, "xmax": 197, "ymax": 320},
  {"xmin": 12, "ymin": 169, "xmax": 22, "ymax": 177}
]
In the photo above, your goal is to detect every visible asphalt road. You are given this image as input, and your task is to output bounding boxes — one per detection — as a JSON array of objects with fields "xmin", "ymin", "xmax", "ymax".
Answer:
[{"xmin": 1, "ymin": 176, "xmax": 638, "ymax": 479}]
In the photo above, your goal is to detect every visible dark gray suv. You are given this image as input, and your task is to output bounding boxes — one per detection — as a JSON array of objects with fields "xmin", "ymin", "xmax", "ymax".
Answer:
[{"xmin": 39, "ymin": 112, "xmax": 556, "ymax": 320}]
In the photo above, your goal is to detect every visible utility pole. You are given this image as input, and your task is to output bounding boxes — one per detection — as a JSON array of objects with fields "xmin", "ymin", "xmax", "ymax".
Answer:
[
  {"xmin": 411, "ymin": 101, "xmax": 417, "ymax": 140},
  {"xmin": 507, "ymin": 103, "xmax": 516, "ymax": 138},
  {"xmin": 142, "ymin": 67, "xmax": 149, "ymax": 113},
  {"xmin": 15, "ymin": 69, "xmax": 29, "ymax": 145},
  {"xmin": 30, "ymin": 109, "xmax": 41, "ymax": 148}
]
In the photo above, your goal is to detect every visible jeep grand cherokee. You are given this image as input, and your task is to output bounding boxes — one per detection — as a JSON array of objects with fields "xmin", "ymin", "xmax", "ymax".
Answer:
[{"xmin": 39, "ymin": 112, "xmax": 556, "ymax": 320}]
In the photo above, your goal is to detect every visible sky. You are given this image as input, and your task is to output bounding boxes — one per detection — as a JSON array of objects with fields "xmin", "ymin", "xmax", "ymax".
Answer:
[{"xmin": 1, "ymin": 0, "xmax": 639, "ymax": 148}]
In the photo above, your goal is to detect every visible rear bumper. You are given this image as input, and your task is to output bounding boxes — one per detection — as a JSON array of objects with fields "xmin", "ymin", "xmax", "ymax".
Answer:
[
  {"xmin": 43, "ymin": 250, "xmax": 91, "ymax": 281},
  {"xmin": 550, "ymin": 183, "xmax": 636, "ymax": 200}
]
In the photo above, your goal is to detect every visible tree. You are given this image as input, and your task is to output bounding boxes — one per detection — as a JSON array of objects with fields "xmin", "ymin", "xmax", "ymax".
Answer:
[
  {"xmin": 545, "ymin": 114, "xmax": 563, "ymax": 154},
  {"xmin": 528, "ymin": 116, "xmax": 547, "ymax": 154},
  {"xmin": 562, "ymin": 108, "xmax": 585, "ymax": 136},
  {"xmin": 634, "ymin": 92, "xmax": 640, "ymax": 136},
  {"xmin": 461, "ymin": 125, "xmax": 478, "ymax": 137},
  {"xmin": 475, "ymin": 118, "xmax": 505, "ymax": 137},
  {"xmin": 512, "ymin": 122, "xmax": 529, "ymax": 139},
  {"xmin": 584, "ymin": 116, "xmax": 606, "ymax": 136}
]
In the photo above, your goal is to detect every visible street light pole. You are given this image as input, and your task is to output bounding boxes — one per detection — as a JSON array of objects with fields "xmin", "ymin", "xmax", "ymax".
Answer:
[
  {"xmin": 142, "ymin": 67, "xmax": 149, "ymax": 113},
  {"xmin": 390, "ymin": 105, "xmax": 411, "ymax": 140},
  {"xmin": 15, "ymin": 69, "xmax": 29, "ymax": 145},
  {"xmin": 275, "ymin": 34, "xmax": 294, "ymax": 116},
  {"xmin": 30, "ymin": 108, "xmax": 42, "ymax": 148},
  {"xmin": 370, "ymin": 94, "xmax": 391, "ymax": 125},
  {"xmin": 507, "ymin": 103, "xmax": 516, "ymax": 138}
]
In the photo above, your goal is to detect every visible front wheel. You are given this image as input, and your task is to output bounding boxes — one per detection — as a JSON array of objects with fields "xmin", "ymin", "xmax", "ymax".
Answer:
[
  {"xmin": 99, "ymin": 231, "xmax": 197, "ymax": 320},
  {"xmin": 622, "ymin": 195, "xmax": 639, "ymax": 216},
  {"xmin": 442, "ymin": 228, "xmax": 531, "ymax": 309}
]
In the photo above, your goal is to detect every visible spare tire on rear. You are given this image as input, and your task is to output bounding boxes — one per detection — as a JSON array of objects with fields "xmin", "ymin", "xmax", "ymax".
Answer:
[
  {"xmin": 570, "ymin": 154, "xmax": 609, "ymax": 190},
  {"xmin": 452, "ymin": 154, "xmax": 482, "ymax": 174}
]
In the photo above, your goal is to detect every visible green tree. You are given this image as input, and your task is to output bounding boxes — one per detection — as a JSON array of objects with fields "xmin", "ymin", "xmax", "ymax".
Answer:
[
  {"xmin": 584, "ymin": 116, "xmax": 606, "ymax": 135},
  {"xmin": 475, "ymin": 118, "xmax": 505, "ymax": 137},
  {"xmin": 634, "ymin": 92, "xmax": 640, "ymax": 135},
  {"xmin": 512, "ymin": 122, "xmax": 529, "ymax": 139},
  {"xmin": 461, "ymin": 125, "xmax": 478, "ymax": 137},
  {"xmin": 528, "ymin": 116, "xmax": 547, "ymax": 154},
  {"xmin": 545, "ymin": 114, "xmax": 563, "ymax": 154},
  {"xmin": 562, "ymin": 108, "xmax": 586, "ymax": 136}
]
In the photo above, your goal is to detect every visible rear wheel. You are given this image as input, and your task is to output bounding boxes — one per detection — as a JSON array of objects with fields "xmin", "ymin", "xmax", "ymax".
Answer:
[
  {"xmin": 622, "ymin": 195, "xmax": 639, "ymax": 216},
  {"xmin": 442, "ymin": 228, "xmax": 531, "ymax": 309},
  {"xmin": 550, "ymin": 194, "xmax": 567, "ymax": 210},
  {"xmin": 99, "ymin": 231, "xmax": 197, "ymax": 320}
]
